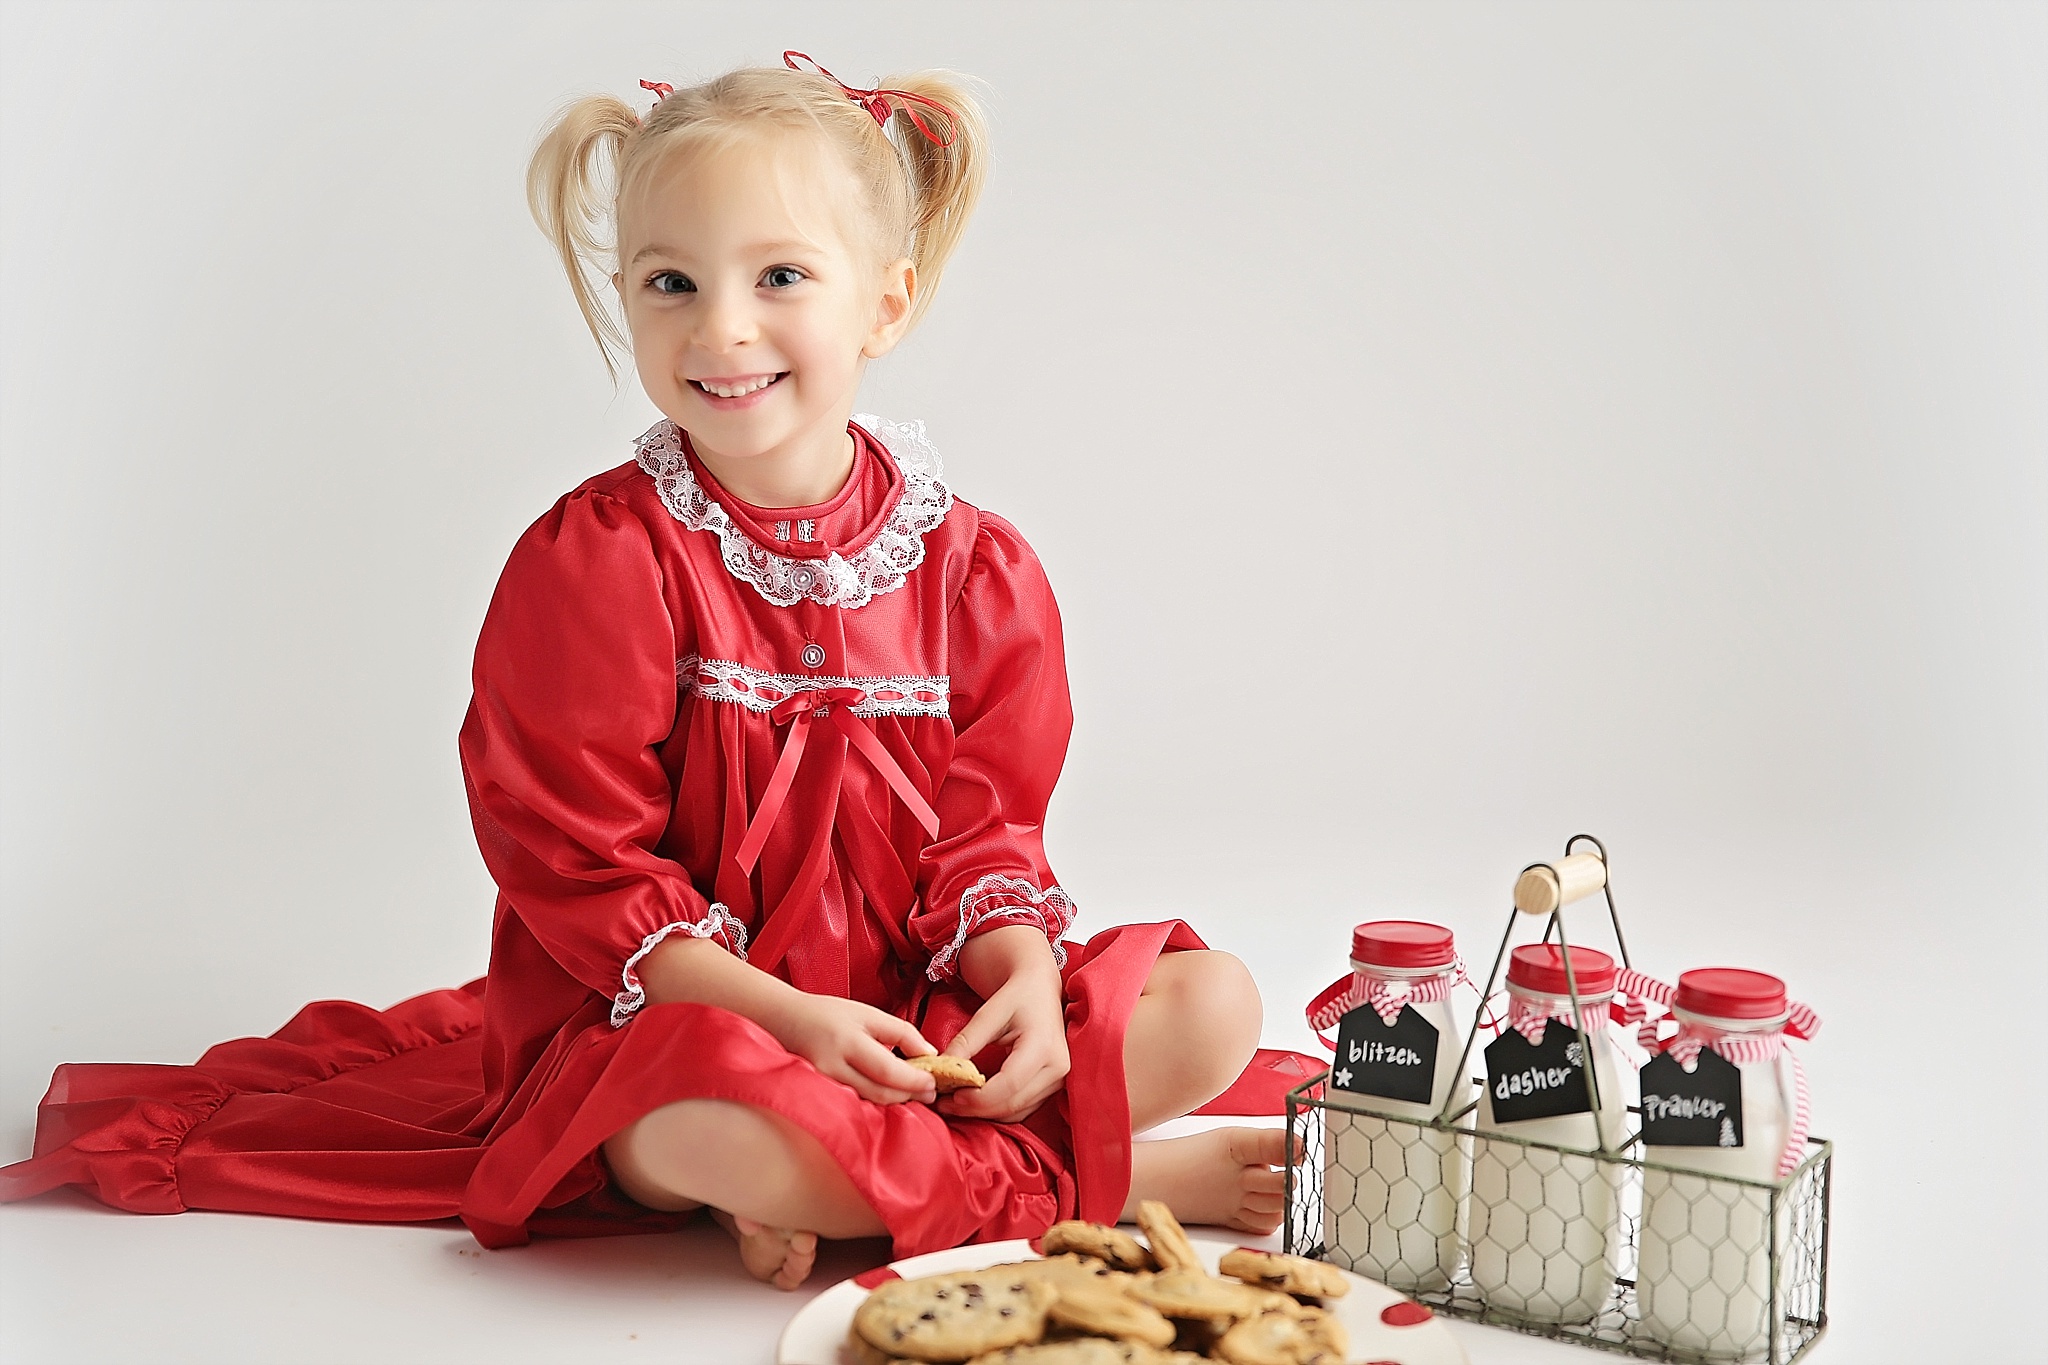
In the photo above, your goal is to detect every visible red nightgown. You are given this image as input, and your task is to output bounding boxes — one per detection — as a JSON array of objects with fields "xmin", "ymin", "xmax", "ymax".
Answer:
[{"xmin": 0, "ymin": 417, "xmax": 1315, "ymax": 1255}]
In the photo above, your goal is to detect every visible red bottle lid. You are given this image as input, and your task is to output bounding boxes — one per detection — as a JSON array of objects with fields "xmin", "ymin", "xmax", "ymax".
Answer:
[
  {"xmin": 1674, "ymin": 967, "xmax": 1788, "ymax": 1020},
  {"xmin": 1350, "ymin": 920, "xmax": 1457, "ymax": 969},
  {"xmin": 1506, "ymin": 943, "xmax": 1617, "ymax": 997}
]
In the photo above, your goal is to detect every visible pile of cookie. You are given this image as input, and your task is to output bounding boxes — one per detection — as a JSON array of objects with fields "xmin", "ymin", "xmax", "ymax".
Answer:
[{"xmin": 848, "ymin": 1200, "xmax": 1351, "ymax": 1365}]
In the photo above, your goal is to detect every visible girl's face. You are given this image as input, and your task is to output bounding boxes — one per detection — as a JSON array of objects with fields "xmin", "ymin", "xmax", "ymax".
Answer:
[{"xmin": 614, "ymin": 133, "xmax": 913, "ymax": 495}]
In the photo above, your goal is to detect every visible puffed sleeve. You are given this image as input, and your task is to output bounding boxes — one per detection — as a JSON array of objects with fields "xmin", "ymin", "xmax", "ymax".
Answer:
[
  {"xmin": 458, "ymin": 488, "xmax": 746, "ymax": 1027},
  {"xmin": 910, "ymin": 511, "xmax": 1079, "ymax": 981}
]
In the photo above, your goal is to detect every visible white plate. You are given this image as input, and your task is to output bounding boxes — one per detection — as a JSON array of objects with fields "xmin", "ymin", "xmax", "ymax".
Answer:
[{"xmin": 777, "ymin": 1233, "xmax": 1468, "ymax": 1365}]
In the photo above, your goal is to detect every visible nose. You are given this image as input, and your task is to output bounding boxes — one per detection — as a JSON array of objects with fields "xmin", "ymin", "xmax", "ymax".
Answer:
[{"xmin": 691, "ymin": 282, "xmax": 758, "ymax": 353}]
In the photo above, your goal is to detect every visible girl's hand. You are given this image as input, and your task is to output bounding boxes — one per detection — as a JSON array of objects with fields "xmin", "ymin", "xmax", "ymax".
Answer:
[
  {"xmin": 938, "ymin": 970, "xmax": 1070, "ymax": 1124},
  {"xmin": 770, "ymin": 993, "xmax": 940, "ymax": 1106}
]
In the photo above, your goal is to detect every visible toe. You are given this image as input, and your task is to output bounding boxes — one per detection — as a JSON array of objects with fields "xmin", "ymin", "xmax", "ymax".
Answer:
[
  {"xmin": 1243, "ymin": 1166, "xmax": 1285, "ymax": 1196},
  {"xmin": 1230, "ymin": 1205, "xmax": 1284, "ymax": 1235},
  {"xmin": 1225, "ymin": 1126, "xmax": 1293, "ymax": 1167},
  {"xmin": 776, "ymin": 1234, "xmax": 819, "ymax": 1291}
]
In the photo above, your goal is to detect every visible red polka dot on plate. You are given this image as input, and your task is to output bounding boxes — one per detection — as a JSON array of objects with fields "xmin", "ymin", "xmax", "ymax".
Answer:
[{"xmin": 1380, "ymin": 1300, "xmax": 1433, "ymax": 1326}]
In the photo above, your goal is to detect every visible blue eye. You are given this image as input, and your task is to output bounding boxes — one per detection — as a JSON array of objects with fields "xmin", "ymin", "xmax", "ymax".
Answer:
[
  {"xmin": 648, "ymin": 271, "xmax": 695, "ymax": 295},
  {"xmin": 762, "ymin": 266, "xmax": 805, "ymax": 289}
]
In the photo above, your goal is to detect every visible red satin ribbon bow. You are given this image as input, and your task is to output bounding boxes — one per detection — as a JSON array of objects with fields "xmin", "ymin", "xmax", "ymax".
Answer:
[
  {"xmin": 639, "ymin": 79, "xmax": 673, "ymax": 112},
  {"xmin": 782, "ymin": 51, "xmax": 958, "ymax": 146},
  {"xmin": 732, "ymin": 687, "xmax": 942, "ymax": 875}
]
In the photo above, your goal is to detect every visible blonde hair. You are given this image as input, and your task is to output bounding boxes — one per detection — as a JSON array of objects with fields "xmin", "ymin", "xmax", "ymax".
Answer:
[{"xmin": 528, "ymin": 62, "xmax": 988, "ymax": 378}]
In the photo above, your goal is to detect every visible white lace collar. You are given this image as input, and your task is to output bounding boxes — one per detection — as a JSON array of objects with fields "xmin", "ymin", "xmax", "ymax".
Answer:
[{"xmin": 632, "ymin": 414, "xmax": 954, "ymax": 610}]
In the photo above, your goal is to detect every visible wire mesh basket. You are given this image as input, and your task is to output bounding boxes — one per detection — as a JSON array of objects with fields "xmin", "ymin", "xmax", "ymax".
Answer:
[
  {"xmin": 1284, "ymin": 1079, "xmax": 1831, "ymax": 1362},
  {"xmin": 1285, "ymin": 836, "xmax": 1832, "ymax": 1362}
]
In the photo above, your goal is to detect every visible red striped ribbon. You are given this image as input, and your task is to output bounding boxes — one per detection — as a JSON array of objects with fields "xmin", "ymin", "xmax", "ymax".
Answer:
[
  {"xmin": 1503, "ymin": 990, "xmax": 1615, "ymax": 1045},
  {"xmin": 1306, "ymin": 960, "xmax": 1468, "ymax": 1050}
]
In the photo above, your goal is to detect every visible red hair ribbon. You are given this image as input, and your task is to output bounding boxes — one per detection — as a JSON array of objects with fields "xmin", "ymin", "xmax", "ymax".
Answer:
[
  {"xmin": 638, "ymin": 79, "xmax": 673, "ymax": 113},
  {"xmin": 782, "ymin": 51, "xmax": 957, "ymax": 147}
]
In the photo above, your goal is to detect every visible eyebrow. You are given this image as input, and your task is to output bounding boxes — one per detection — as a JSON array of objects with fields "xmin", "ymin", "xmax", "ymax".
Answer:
[{"xmin": 629, "ymin": 239, "xmax": 823, "ymax": 265}]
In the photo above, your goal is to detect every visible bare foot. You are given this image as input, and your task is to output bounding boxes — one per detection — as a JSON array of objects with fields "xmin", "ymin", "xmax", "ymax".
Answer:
[
  {"xmin": 712, "ymin": 1208, "xmax": 819, "ymax": 1291},
  {"xmin": 1124, "ymin": 1125, "xmax": 1300, "ymax": 1234}
]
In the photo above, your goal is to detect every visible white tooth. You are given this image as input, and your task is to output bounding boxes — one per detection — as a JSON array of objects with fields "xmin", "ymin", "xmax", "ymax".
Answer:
[{"xmin": 702, "ymin": 376, "xmax": 775, "ymax": 397}]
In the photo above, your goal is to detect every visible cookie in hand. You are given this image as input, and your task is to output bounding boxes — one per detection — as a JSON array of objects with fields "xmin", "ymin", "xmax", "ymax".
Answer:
[{"xmin": 906, "ymin": 1053, "xmax": 987, "ymax": 1094}]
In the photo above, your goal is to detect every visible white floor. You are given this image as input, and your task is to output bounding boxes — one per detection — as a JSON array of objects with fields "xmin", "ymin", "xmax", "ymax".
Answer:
[
  {"xmin": 0, "ymin": 1174, "xmax": 1591, "ymax": 1365},
  {"xmin": 5, "ymin": 1060, "xmax": 2038, "ymax": 1365},
  {"xmin": 0, "ymin": 1111, "xmax": 1608, "ymax": 1365}
]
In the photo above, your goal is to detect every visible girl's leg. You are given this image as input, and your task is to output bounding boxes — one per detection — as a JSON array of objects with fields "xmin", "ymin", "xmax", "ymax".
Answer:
[
  {"xmin": 1120, "ymin": 949, "xmax": 1297, "ymax": 1231},
  {"xmin": 604, "ymin": 1097, "xmax": 885, "ymax": 1290},
  {"xmin": 1123, "ymin": 949, "xmax": 1263, "ymax": 1131}
]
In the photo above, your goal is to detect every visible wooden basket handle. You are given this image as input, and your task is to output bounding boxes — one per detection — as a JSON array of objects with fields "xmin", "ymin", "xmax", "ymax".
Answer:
[{"xmin": 1512, "ymin": 851, "xmax": 1607, "ymax": 916}]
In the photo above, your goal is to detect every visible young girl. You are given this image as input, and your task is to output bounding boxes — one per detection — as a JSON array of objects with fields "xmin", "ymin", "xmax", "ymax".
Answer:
[{"xmin": 0, "ymin": 55, "xmax": 1299, "ymax": 1292}]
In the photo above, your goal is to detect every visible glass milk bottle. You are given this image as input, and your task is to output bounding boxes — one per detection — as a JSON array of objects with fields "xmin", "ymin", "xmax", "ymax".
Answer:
[
  {"xmin": 1637, "ymin": 969, "xmax": 1813, "ymax": 1361},
  {"xmin": 1468, "ymin": 943, "xmax": 1628, "ymax": 1324},
  {"xmin": 1318, "ymin": 921, "xmax": 1471, "ymax": 1292}
]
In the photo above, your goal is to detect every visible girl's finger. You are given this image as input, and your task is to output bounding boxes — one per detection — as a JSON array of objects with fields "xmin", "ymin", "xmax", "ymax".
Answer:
[
  {"xmin": 837, "ymin": 1065, "xmax": 924, "ymax": 1105},
  {"xmin": 872, "ymin": 1014, "xmax": 936, "ymax": 1058},
  {"xmin": 855, "ymin": 1038, "xmax": 939, "ymax": 1098},
  {"xmin": 940, "ymin": 1071, "xmax": 1013, "ymax": 1119},
  {"xmin": 942, "ymin": 1054, "xmax": 1063, "ymax": 1122},
  {"xmin": 1243, "ymin": 1191, "xmax": 1285, "ymax": 1216},
  {"xmin": 940, "ymin": 1007, "xmax": 1006, "ymax": 1068}
]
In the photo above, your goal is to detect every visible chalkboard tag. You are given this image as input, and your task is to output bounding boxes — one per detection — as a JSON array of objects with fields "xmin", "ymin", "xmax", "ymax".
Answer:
[
  {"xmin": 1484, "ymin": 1025, "xmax": 1595, "ymax": 1123},
  {"xmin": 1639, "ymin": 1049, "xmax": 1745, "ymax": 1148},
  {"xmin": 1331, "ymin": 1004, "xmax": 1440, "ymax": 1105}
]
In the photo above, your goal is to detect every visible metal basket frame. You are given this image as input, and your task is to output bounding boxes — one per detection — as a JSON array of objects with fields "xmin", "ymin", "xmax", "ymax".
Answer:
[{"xmin": 1283, "ymin": 835, "xmax": 1832, "ymax": 1363}]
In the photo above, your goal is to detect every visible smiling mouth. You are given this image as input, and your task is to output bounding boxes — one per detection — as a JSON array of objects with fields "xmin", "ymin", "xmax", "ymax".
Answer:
[{"xmin": 691, "ymin": 373, "xmax": 786, "ymax": 399}]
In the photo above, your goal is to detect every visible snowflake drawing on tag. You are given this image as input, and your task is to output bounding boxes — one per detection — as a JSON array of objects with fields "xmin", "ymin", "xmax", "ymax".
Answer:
[{"xmin": 1565, "ymin": 1041, "xmax": 1584, "ymax": 1067}]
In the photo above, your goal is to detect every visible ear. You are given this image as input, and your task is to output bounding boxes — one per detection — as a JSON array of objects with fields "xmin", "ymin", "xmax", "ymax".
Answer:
[{"xmin": 862, "ymin": 257, "xmax": 917, "ymax": 359}]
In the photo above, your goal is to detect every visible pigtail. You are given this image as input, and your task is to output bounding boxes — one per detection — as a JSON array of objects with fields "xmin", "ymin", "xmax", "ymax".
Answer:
[
  {"xmin": 527, "ymin": 95, "xmax": 641, "ymax": 379},
  {"xmin": 880, "ymin": 72, "xmax": 988, "ymax": 331}
]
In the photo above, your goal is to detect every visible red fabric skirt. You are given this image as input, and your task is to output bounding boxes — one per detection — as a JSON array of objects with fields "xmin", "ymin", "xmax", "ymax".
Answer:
[{"xmin": 0, "ymin": 922, "xmax": 1314, "ymax": 1257}]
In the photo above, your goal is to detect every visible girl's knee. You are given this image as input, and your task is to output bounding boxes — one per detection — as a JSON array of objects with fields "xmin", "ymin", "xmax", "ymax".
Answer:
[{"xmin": 1154, "ymin": 950, "xmax": 1263, "ymax": 1056}]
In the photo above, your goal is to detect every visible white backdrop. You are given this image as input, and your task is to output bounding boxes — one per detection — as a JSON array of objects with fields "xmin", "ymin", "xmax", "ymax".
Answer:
[{"xmin": 3, "ymin": 2, "xmax": 2043, "ymax": 1361}]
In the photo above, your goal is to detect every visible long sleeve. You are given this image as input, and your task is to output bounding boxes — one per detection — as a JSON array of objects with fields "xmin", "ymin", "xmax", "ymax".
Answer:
[
  {"xmin": 458, "ymin": 488, "xmax": 744, "ymax": 1027},
  {"xmin": 911, "ymin": 512, "xmax": 1078, "ymax": 980}
]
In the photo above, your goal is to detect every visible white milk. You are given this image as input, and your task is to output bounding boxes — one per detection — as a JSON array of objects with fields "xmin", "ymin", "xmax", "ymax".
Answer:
[
  {"xmin": 1317, "ymin": 921, "xmax": 1470, "ymax": 1292},
  {"xmin": 1467, "ymin": 947, "xmax": 1629, "ymax": 1325},
  {"xmin": 1637, "ymin": 971, "xmax": 1807, "ymax": 1361}
]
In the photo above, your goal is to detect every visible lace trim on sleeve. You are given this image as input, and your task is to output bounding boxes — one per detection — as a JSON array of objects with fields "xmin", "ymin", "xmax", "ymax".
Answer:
[
  {"xmin": 926, "ymin": 874, "xmax": 1077, "ymax": 983},
  {"xmin": 611, "ymin": 905, "xmax": 749, "ymax": 1027}
]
